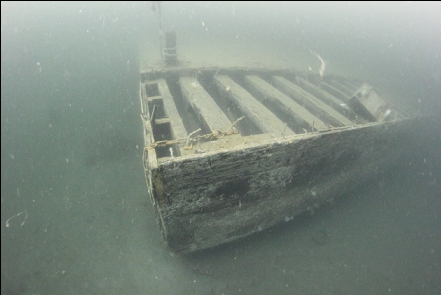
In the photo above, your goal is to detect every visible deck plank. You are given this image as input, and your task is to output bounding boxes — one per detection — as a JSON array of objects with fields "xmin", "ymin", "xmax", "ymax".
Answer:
[
  {"xmin": 310, "ymin": 76, "xmax": 350, "ymax": 102},
  {"xmin": 297, "ymin": 77, "xmax": 345, "ymax": 106},
  {"xmin": 272, "ymin": 76, "xmax": 353, "ymax": 126},
  {"xmin": 215, "ymin": 75, "xmax": 295, "ymax": 136},
  {"xmin": 180, "ymin": 77, "xmax": 232, "ymax": 133},
  {"xmin": 156, "ymin": 79, "xmax": 188, "ymax": 141},
  {"xmin": 296, "ymin": 77, "xmax": 360, "ymax": 121},
  {"xmin": 328, "ymin": 78, "xmax": 358, "ymax": 96},
  {"xmin": 244, "ymin": 75, "xmax": 327, "ymax": 131}
]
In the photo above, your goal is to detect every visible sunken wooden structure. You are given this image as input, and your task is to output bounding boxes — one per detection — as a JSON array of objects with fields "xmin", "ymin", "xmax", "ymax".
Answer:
[{"xmin": 140, "ymin": 67, "xmax": 419, "ymax": 253}]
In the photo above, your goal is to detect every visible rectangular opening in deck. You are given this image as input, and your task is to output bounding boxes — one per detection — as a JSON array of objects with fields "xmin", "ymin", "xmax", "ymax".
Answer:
[
  {"xmin": 144, "ymin": 82, "xmax": 178, "ymax": 158},
  {"xmin": 146, "ymin": 83, "xmax": 160, "ymax": 97}
]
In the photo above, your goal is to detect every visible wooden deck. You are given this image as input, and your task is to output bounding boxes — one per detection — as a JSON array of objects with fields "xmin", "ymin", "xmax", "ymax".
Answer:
[{"xmin": 140, "ymin": 67, "xmax": 419, "ymax": 253}]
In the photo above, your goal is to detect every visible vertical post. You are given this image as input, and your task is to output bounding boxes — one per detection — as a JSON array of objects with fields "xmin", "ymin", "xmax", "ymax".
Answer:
[{"xmin": 163, "ymin": 31, "xmax": 178, "ymax": 65}]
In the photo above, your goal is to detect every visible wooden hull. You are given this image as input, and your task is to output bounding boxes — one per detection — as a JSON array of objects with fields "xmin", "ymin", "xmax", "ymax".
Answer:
[{"xmin": 140, "ymin": 67, "xmax": 420, "ymax": 253}]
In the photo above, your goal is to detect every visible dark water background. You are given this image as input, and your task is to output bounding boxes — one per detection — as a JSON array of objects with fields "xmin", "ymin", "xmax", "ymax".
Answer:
[{"xmin": 1, "ymin": 2, "xmax": 440, "ymax": 294}]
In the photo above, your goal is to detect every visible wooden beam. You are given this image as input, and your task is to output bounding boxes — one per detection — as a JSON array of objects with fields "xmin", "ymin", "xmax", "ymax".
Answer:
[
  {"xmin": 296, "ymin": 77, "xmax": 359, "ymax": 121},
  {"xmin": 272, "ymin": 76, "xmax": 353, "ymax": 126},
  {"xmin": 214, "ymin": 75, "xmax": 295, "ymax": 136},
  {"xmin": 156, "ymin": 79, "xmax": 187, "ymax": 141},
  {"xmin": 180, "ymin": 77, "xmax": 232, "ymax": 133},
  {"xmin": 328, "ymin": 78, "xmax": 358, "ymax": 96},
  {"xmin": 244, "ymin": 75, "xmax": 327, "ymax": 131},
  {"xmin": 310, "ymin": 76, "xmax": 350, "ymax": 102}
]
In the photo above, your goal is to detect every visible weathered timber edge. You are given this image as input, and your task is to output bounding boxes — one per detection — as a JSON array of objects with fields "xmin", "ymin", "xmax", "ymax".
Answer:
[{"xmin": 144, "ymin": 117, "xmax": 422, "ymax": 253}]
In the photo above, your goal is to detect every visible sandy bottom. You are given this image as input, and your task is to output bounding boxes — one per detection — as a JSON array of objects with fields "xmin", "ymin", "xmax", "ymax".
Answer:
[{"xmin": 139, "ymin": 35, "xmax": 364, "ymax": 76}]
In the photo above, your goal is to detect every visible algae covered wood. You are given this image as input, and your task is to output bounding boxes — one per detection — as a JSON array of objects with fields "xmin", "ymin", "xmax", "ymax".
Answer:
[
  {"xmin": 271, "ymin": 76, "xmax": 353, "ymax": 126},
  {"xmin": 180, "ymin": 76, "xmax": 232, "ymax": 133},
  {"xmin": 244, "ymin": 75, "xmax": 328, "ymax": 132},
  {"xmin": 214, "ymin": 75, "xmax": 295, "ymax": 137},
  {"xmin": 140, "ymin": 67, "xmax": 420, "ymax": 254},
  {"xmin": 145, "ymin": 120, "xmax": 412, "ymax": 253}
]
